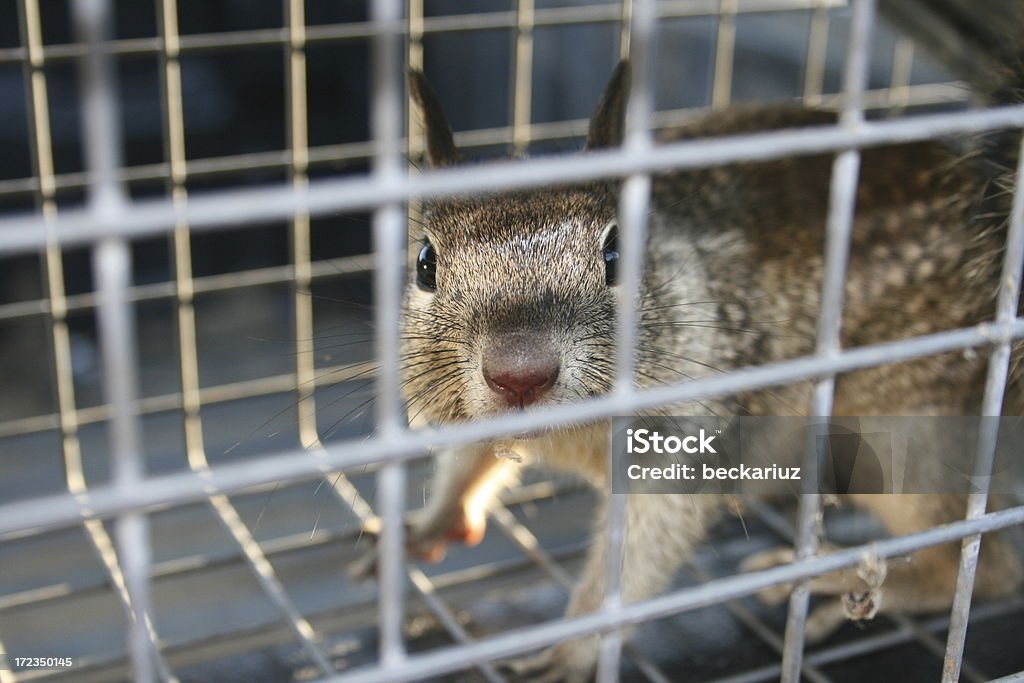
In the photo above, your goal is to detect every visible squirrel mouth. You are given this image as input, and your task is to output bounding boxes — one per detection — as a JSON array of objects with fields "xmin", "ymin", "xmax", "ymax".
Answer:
[
  {"xmin": 481, "ymin": 417, "xmax": 551, "ymax": 441},
  {"xmin": 483, "ymin": 402, "xmax": 556, "ymax": 440}
]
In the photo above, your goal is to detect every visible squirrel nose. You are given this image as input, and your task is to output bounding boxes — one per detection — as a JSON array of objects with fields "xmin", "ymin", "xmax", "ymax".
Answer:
[{"xmin": 482, "ymin": 333, "xmax": 560, "ymax": 408}]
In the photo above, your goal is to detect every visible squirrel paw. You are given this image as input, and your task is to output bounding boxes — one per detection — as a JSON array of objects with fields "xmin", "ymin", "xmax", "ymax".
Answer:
[
  {"xmin": 498, "ymin": 637, "xmax": 599, "ymax": 683},
  {"xmin": 347, "ymin": 522, "xmax": 449, "ymax": 582},
  {"xmin": 740, "ymin": 545, "xmax": 880, "ymax": 643},
  {"xmin": 348, "ymin": 510, "xmax": 485, "ymax": 581}
]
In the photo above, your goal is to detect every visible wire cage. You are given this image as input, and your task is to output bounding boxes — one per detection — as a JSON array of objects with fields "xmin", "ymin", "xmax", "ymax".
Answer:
[{"xmin": 0, "ymin": 0, "xmax": 1022, "ymax": 682}]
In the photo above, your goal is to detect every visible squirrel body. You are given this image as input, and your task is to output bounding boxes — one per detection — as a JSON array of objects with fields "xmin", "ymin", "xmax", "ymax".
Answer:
[{"xmin": 368, "ymin": 36, "xmax": 1024, "ymax": 681}]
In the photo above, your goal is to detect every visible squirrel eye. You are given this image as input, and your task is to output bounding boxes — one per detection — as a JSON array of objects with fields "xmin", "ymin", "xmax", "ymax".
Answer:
[
  {"xmin": 416, "ymin": 240, "xmax": 437, "ymax": 291},
  {"xmin": 602, "ymin": 225, "xmax": 619, "ymax": 286}
]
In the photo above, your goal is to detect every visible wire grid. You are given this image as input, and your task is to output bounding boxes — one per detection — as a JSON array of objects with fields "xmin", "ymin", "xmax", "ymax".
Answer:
[{"xmin": 0, "ymin": 0, "xmax": 1021, "ymax": 682}]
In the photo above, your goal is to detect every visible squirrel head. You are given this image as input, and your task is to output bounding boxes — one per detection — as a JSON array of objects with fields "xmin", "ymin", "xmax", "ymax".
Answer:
[{"xmin": 402, "ymin": 61, "xmax": 631, "ymax": 426}]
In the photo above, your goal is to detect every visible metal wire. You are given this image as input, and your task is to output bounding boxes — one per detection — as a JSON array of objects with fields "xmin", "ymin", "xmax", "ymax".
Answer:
[
  {"xmin": 70, "ymin": 2, "xmax": 161, "ymax": 682},
  {"xmin": 941, "ymin": 131, "xmax": 1024, "ymax": 683},
  {"xmin": 5, "ymin": 103, "xmax": 1024, "ymax": 254},
  {"xmin": 1, "ymin": 1, "xmax": 1023, "ymax": 682},
  {"xmin": 0, "ymin": 80, "xmax": 969, "ymax": 202},
  {"xmin": 3, "ymin": 318, "xmax": 1024, "ymax": 539},
  {"xmin": 780, "ymin": 2, "xmax": 876, "ymax": 679},
  {"xmin": 142, "ymin": 0, "xmax": 338, "ymax": 676},
  {"xmin": 600, "ymin": 0, "xmax": 657, "ymax": 679},
  {"xmin": 15, "ymin": 3, "xmax": 177, "ymax": 680},
  {"xmin": 318, "ymin": 505, "xmax": 1024, "ymax": 683},
  {"xmin": 0, "ymin": 0, "xmax": 848, "ymax": 67},
  {"xmin": 744, "ymin": 498, "xmax": 993, "ymax": 683}
]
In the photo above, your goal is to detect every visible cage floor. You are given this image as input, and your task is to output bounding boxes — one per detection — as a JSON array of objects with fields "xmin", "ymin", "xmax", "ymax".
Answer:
[{"xmin": 2, "ymin": 459, "xmax": 1022, "ymax": 683}]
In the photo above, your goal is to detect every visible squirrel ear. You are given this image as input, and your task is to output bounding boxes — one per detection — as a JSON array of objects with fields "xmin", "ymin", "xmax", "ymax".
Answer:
[
  {"xmin": 407, "ymin": 69, "xmax": 459, "ymax": 167},
  {"xmin": 585, "ymin": 60, "xmax": 631, "ymax": 150}
]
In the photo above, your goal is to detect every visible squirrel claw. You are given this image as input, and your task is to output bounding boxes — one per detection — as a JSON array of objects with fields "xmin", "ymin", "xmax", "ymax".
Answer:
[
  {"xmin": 498, "ymin": 638, "xmax": 598, "ymax": 683},
  {"xmin": 347, "ymin": 515, "xmax": 467, "ymax": 580}
]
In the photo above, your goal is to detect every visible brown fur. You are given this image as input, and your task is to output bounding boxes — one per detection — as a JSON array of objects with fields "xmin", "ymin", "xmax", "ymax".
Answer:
[{"xmin": 358, "ymin": 64, "xmax": 1024, "ymax": 682}]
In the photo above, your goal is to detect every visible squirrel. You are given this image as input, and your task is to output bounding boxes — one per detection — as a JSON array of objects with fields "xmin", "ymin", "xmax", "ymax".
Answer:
[{"xmin": 353, "ymin": 6, "xmax": 1024, "ymax": 681}]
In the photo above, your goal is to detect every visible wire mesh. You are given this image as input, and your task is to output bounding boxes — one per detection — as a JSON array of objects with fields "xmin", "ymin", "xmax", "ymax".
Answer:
[{"xmin": 0, "ymin": 0, "xmax": 1021, "ymax": 682}]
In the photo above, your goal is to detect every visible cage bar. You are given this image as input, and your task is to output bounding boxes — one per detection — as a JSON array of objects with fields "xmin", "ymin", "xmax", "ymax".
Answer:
[
  {"xmin": 0, "ymin": 80, "xmax": 969, "ymax": 204},
  {"xmin": 1, "ymin": 1, "xmax": 1022, "ymax": 681},
  {"xmin": 779, "ymin": 2, "xmax": 876, "ymax": 680},
  {"xmin": 2, "ymin": 317, "xmax": 1024, "ymax": 542},
  {"xmin": 744, "ymin": 500, "xmax": 993, "ymax": 682},
  {"xmin": 887, "ymin": 36, "xmax": 915, "ymax": 114},
  {"xmin": 711, "ymin": 0, "xmax": 738, "ymax": 110},
  {"xmin": 941, "ymin": 134, "xmax": 1024, "ymax": 683},
  {"xmin": 600, "ymin": 0, "xmax": 658, "ymax": 677},
  {"xmin": 4, "ymin": 103, "xmax": 1024, "ymax": 255},
  {"xmin": 487, "ymin": 505, "xmax": 675, "ymax": 683},
  {"xmin": 309, "ymin": 505, "xmax": 1024, "ymax": 683},
  {"xmin": 15, "ymin": 2, "xmax": 176, "ymax": 679},
  {"xmin": 0, "ymin": 0, "xmax": 849, "ymax": 68},
  {"xmin": 70, "ymin": 0, "xmax": 159, "ymax": 680},
  {"xmin": 802, "ymin": 0, "xmax": 831, "ymax": 105},
  {"xmin": 510, "ymin": 0, "xmax": 535, "ymax": 155},
  {"xmin": 147, "ymin": 0, "xmax": 337, "ymax": 675},
  {"xmin": 369, "ymin": 0, "xmax": 408, "ymax": 668}
]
